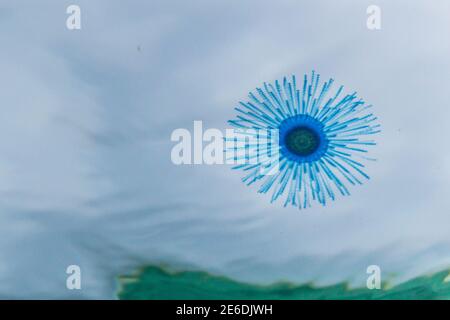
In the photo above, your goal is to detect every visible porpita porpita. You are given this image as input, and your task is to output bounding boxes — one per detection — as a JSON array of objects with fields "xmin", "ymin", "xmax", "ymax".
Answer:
[{"xmin": 227, "ymin": 71, "xmax": 380, "ymax": 209}]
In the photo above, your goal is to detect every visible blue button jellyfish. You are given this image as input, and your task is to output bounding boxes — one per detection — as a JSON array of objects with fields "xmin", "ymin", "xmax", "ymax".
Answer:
[{"xmin": 227, "ymin": 71, "xmax": 380, "ymax": 209}]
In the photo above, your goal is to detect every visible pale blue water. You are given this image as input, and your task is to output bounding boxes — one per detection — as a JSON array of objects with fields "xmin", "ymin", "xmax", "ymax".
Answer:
[{"xmin": 0, "ymin": 0, "xmax": 450, "ymax": 299}]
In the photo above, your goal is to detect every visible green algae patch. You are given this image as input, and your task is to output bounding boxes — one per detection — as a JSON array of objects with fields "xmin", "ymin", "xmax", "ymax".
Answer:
[{"xmin": 117, "ymin": 266, "xmax": 450, "ymax": 300}]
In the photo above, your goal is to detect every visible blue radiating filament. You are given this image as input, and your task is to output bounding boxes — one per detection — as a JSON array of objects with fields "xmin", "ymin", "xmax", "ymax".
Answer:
[{"xmin": 227, "ymin": 71, "xmax": 380, "ymax": 209}]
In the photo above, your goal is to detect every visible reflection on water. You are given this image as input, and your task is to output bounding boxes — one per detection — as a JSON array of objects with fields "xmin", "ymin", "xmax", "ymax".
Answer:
[{"xmin": 1, "ymin": 1, "xmax": 450, "ymax": 299}]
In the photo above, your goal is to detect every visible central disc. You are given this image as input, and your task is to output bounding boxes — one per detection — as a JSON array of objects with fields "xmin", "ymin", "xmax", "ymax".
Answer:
[{"xmin": 284, "ymin": 126, "xmax": 320, "ymax": 156}]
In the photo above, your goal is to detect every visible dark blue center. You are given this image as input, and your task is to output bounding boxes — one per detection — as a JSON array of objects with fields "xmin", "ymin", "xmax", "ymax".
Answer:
[
  {"xmin": 279, "ymin": 115, "xmax": 328, "ymax": 163},
  {"xmin": 284, "ymin": 127, "xmax": 320, "ymax": 156}
]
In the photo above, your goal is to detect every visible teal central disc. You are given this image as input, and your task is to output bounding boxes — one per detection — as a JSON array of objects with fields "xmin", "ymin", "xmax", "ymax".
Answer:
[{"xmin": 284, "ymin": 127, "xmax": 320, "ymax": 156}]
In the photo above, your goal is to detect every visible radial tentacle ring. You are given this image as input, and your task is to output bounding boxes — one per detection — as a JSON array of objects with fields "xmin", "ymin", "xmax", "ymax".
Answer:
[{"xmin": 227, "ymin": 71, "xmax": 380, "ymax": 209}]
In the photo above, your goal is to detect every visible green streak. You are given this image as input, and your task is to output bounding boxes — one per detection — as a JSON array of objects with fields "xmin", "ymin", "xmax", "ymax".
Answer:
[{"xmin": 117, "ymin": 265, "xmax": 450, "ymax": 300}]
